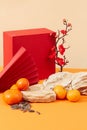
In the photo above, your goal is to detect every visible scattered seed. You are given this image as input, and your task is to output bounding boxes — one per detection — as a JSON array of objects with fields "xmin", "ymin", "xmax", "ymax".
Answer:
[
  {"xmin": 36, "ymin": 111, "xmax": 41, "ymax": 115},
  {"xmin": 28, "ymin": 109, "xmax": 35, "ymax": 112},
  {"xmin": 10, "ymin": 100, "xmax": 40, "ymax": 114}
]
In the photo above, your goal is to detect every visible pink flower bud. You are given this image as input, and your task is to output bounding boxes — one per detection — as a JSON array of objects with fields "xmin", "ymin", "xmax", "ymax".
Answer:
[{"xmin": 67, "ymin": 23, "xmax": 72, "ymax": 27}]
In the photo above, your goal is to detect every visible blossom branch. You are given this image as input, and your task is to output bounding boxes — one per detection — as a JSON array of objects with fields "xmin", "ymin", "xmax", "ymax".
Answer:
[{"xmin": 49, "ymin": 18, "xmax": 72, "ymax": 72}]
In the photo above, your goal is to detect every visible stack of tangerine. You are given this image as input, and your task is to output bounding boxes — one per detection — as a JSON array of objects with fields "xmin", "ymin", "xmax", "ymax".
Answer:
[
  {"xmin": 3, "ymin": 78, "xmax": 29, "ymax": 105},
  {"xmin": 53, "ymin": 85, "xmax": 81, "ymax": 102}
]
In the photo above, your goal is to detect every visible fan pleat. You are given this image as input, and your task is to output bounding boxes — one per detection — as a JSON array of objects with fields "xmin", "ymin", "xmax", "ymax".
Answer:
[{"xmin": 0, "ymin": 47, "xmax": 39, "ymax": 92}]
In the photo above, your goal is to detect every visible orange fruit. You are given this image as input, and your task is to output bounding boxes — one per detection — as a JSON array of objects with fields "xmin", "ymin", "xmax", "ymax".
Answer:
[
  {"xmin": 67, "ymin": 89, "xmax": 81, "ymax": 102},
  {"xmin": 3, "ymin": 89, "xmax": 23, "ymax": 105},
  {"xmin": 10, "ymin": 84, "xmax": 18, "ymax": 90},
  {"xmin": 16, "ymin": 78, "xmax": 29, "ymax": 91},
  {"xmin": 53, "ymin": 85, "xmax": 67, "ymax": 99},
  {"xmin": 38, "ymin": 80, "xmax": 43, "ymax": 84}
]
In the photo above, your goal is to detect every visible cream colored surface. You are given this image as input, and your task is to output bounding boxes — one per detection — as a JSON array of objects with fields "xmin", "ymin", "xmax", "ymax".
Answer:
[{"xmin": 0, "ymin": 0, "xmax": 87, "ymax": 68}]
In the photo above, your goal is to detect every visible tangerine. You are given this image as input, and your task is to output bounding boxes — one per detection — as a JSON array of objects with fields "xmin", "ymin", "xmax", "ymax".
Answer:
[
  {"xmin": 3, "ymin": 89, "xmax": 23, "ymax": 105},
  {"xmin": 10, "ymin": 84, "xmax": 18, "ymax": 90},
  {"xmin": 67, "ymin": 89, "xmax": 81, "ymax": 102},
  {"xmin": 16, "ymin": 78, "xmax": 29, "ymax": 91},
  {"xmin": 53, "ymin": 85, "xmax": 67, "ymax": 99}
]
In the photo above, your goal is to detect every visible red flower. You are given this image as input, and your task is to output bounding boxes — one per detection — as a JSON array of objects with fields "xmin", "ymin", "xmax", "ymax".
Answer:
[
  {"xmin": 49, "ymin": 51, "xmax": 56, "ymax": 60},
  {"xmin": 49, "ymin": 46, "xmax": 56, "ymax": 60},
  {"xmin": 61, "ymin": 30, "xmax": 67, "ymax": 35},
  {"xmin": 56, "ymin": 57, "xmax": 65, "ymax": 66},
  {"xmin": 51, "ymin": 46, "xmax": 55, "ymax": 52},
  {"xmin": 58, "ymin": 44, "xmax": 65, "ymax": 55}
]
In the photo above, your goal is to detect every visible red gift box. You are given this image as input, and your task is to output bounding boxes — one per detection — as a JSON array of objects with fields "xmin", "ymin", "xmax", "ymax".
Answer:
[{"xmin": 3, "ymin": 28, "xmax": 56, "ymax": 80}]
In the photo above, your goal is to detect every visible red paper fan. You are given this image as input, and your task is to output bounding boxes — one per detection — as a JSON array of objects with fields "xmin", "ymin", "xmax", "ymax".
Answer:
[{"xmin": 0, "ymin": 47, "xmax": 39, "ymax": 92}]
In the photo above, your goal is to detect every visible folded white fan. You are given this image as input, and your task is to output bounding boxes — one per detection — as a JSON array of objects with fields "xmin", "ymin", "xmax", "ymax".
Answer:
[
  {"xmin": 43, "ymin": 72, "xmax": 87, "ymax": 95},
  {"xmin": 43, "ymin": 72, "xmax": 73, "ymax": 90}
]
